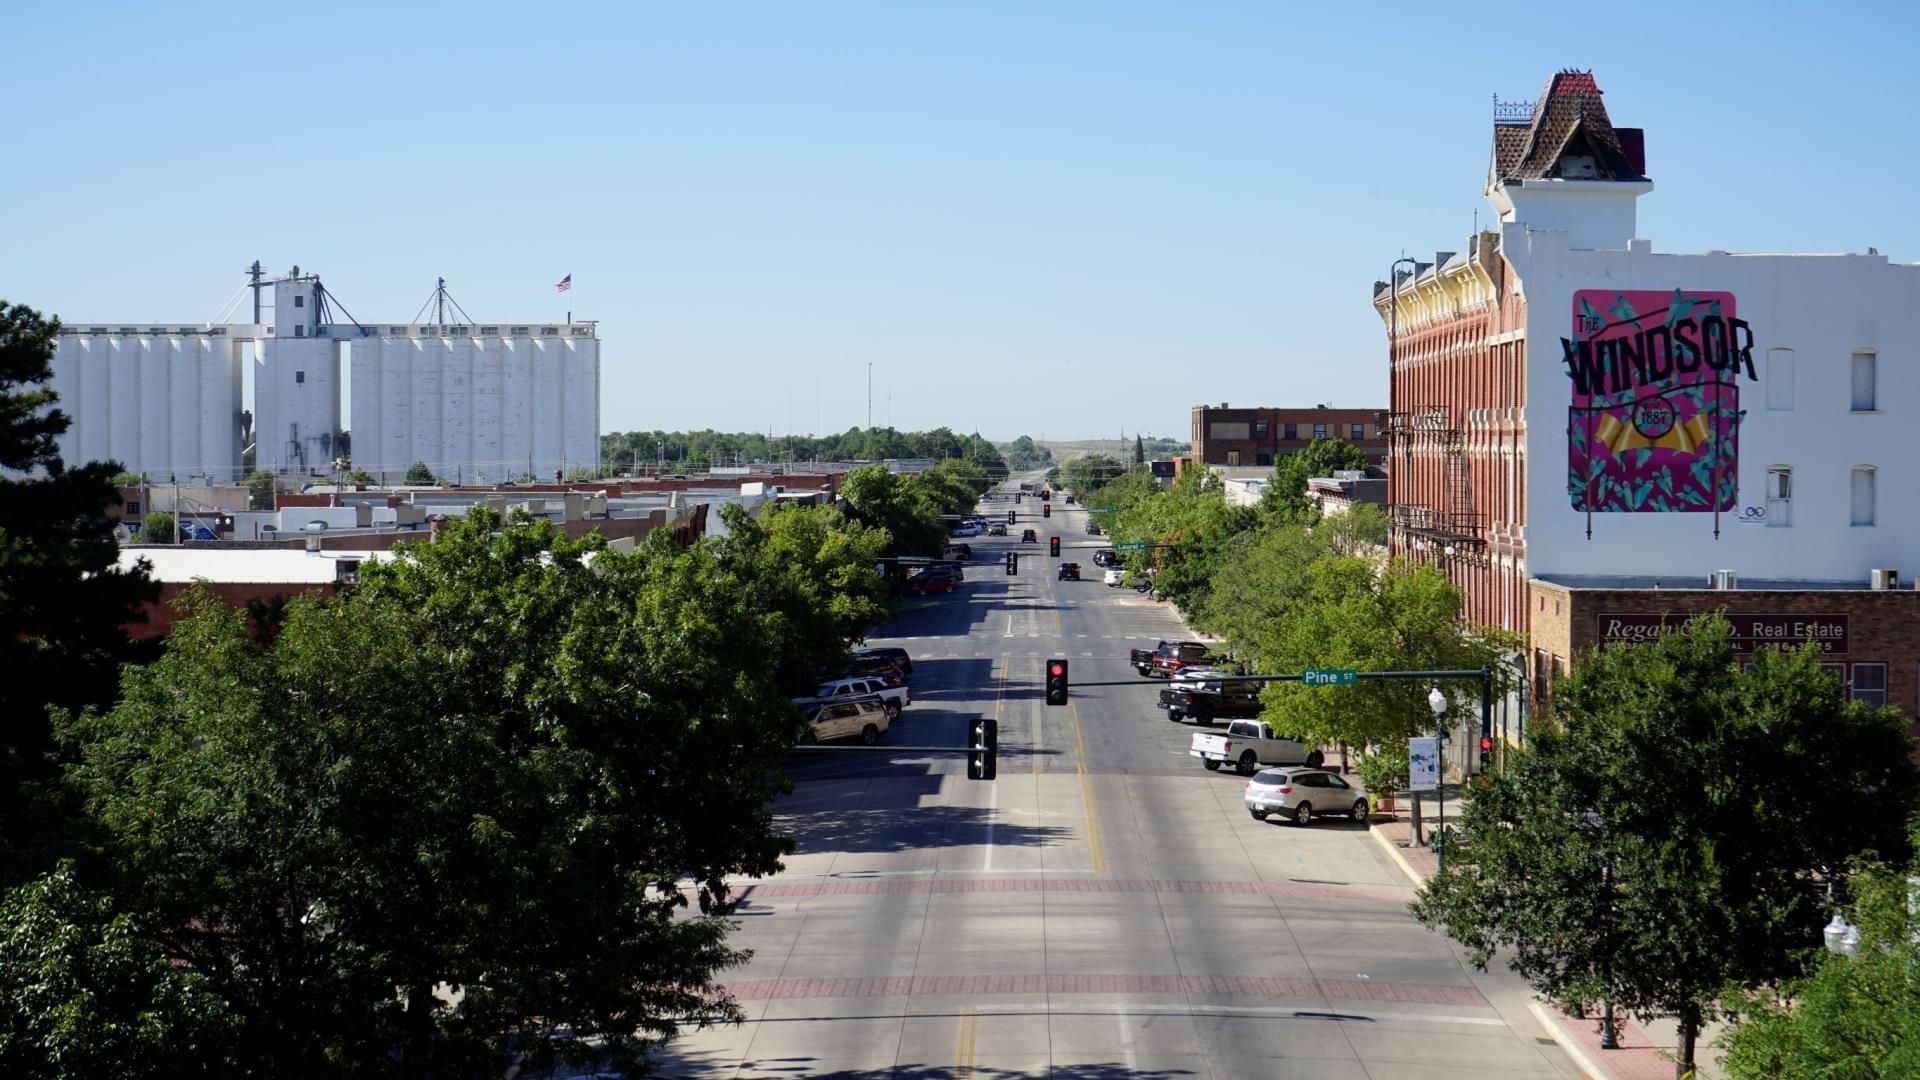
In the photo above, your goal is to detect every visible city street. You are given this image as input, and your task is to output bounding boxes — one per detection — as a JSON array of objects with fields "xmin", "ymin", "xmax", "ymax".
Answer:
[{"xmin": 654, "ymin": 485, "xmax": 1582, "ymax": 1079}]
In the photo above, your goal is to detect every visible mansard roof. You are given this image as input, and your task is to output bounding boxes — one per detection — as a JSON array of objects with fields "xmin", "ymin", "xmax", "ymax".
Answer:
[{"xmin": 1491, "ymin": 70, "xmax": 1646, "ymax": 185}]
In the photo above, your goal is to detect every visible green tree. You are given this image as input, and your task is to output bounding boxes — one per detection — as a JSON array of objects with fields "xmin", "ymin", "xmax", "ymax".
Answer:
[
  {"xmin": 1133, "ymin": 434, "xmax": 1146, "ymax": 466},
  {"xmin": 65, "ymin": 510, "xmax": 829, "ymax": 1075},
  {"xmin": 839, "ymin": 463, "xmax": 945, "ymax": 557},
  {"xmin": 345, "ymin": 468, "xmax": 375, "ymax": 485},
  {"xmin": 138, "ymin": 511, "xmax": 176, "ymax": 544},
  {"xmin": 1263, "ymin": 438, "xmax": 1371, "ymax": 518},
  {"xmin": 243, "ymin": 468, "xmax": 276, "ymax": 511},
  {"xmin": 0, "ymin": 300, "xmax": 157, "ymax": 880},
  {"xmin": 0, "ymin": 863, "xmax": 241, "ymax": 1077},
  {"xmin": 1107, "ymin": 467, "xmax": 1258, "ymax": 618},
  {"xmin": 1063, "ymin": 454, "xmax": 1128, "ymax": 502},
  {"xmin": 1410, "ymin": 616, "xmax": 1919, "ymax": 1078},
  {"xmin": 1719, "ymin": 824, "xmax": 1920, "ymax": 1078},
  {"xmin": 402, "ymin": 461, "xmax": 437, "ymax": 486}
]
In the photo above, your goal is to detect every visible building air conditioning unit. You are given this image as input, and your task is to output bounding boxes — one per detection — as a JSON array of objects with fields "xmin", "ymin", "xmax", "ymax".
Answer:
[
  {"xmin": 1709, "ymin": 569, "xmax": 1738, "ymax": 591},
  {"xmin": 1870, "ymin": 568, "xmax": 1900, "ymax": 591}
]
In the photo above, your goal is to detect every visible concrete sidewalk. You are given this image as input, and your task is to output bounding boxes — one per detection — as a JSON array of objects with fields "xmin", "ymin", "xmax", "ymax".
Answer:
[{"xmin": 1366, "ymin": 782, "xmax": 1724, "ymax": 1080}]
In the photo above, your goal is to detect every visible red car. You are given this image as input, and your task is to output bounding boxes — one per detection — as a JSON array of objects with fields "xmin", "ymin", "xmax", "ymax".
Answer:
[{"xmin": 908, "ymin": 575, "xmax": 958, "ymax": 596}]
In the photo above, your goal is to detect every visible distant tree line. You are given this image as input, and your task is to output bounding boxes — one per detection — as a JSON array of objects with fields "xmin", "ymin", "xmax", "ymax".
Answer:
[{"xmin": 601, "ymin": 426, "xmax": 1004, "ymax": 473}]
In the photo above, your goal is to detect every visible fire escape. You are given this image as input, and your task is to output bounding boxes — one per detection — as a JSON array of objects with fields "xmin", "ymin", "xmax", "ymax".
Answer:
[{"xmin": 1384, "ymin": 407, "xmax": 1485, "ymax": 559}]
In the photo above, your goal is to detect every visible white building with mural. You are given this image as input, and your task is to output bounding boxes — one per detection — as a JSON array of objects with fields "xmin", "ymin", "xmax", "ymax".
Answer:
[{"xmin": 1376, "ymin": 70, "xmax": 1920, "ymax": 735}]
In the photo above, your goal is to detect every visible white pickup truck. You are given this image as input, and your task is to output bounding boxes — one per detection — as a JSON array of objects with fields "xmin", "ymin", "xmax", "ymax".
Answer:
[
  {"xmin": 1190, "ymin": 720, "xmax": 1324, "ymax": 775},
  {"xmin": 796, "ymin": 676, "xmax": 909, "ymax": 718}
]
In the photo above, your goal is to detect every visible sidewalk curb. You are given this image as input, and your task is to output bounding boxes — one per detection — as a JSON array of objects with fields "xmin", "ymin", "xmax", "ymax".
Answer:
[
  {"xmin": 1367, "ymin": 817, "xmax": 1428, "ymax": 887},
  {"xmin": 1527, "ymin": 999, "xmax": 1612, "ymax": 1080}
]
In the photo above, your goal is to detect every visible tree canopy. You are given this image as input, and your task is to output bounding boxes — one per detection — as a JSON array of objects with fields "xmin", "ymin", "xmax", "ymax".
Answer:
[
  {"xmin": 602, "ymin": 425, "xmax": 1007, "ymax": 475},
  {"xmin": 0, "ymin": 300, "xmax": 156, "ymax": 880},
  {"xmin": 1261, "ymin": 438, "xmax": 1372, "ymax": 518},
  {"xmin": 1410, "ymin": 615, "xmax": 1920, "ymax": 1076},
  {"xmin": 60, "ymin": 505, "xmax": 887, "ymax": 1075}
]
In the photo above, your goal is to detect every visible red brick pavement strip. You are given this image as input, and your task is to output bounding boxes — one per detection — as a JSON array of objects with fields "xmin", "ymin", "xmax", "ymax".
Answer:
[
  {"xmin": 724, "ymin": 973, "xmax": 1488, "ymax": 1006},
  {"xmin": 714, "ymin": 875, "xmax": 1412, "ymax": 905},
  {"xmin": 1547, "ymin": 1008, "xmax": 1682, "ymax": 1080}
]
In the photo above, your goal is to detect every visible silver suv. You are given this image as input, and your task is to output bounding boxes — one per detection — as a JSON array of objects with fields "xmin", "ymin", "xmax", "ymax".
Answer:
[
  {"xmin": 800, "ymin": 695, "xmax": 890, "ymax": 746},
  {"xmin": 1244, "ymin": 767, "xmax": 1369, "ymax": 826}
]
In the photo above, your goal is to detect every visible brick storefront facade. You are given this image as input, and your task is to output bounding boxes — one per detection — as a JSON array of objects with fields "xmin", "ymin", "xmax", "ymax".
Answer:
[
  {"xmin": 1529, "ymin": 579, "xmax": 1919, "ymax": 719},
  {"xmin": 1189, "ymin": 405, "xmax": 1387, "ymax": 468}
]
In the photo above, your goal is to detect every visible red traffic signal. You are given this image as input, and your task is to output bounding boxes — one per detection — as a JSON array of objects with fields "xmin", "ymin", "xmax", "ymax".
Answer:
[
  {"xmin": 1045, "ymin": 658, "xmax": 1069, "ymax": 706},
  {"xmin": 1049, "ymin": 536, "xmax": 1060, "ymax": 557},
  {"xmin": 1043, "ymin": 503, "xmax": 1051, "ymax": 518},
  {"xmin": 1479, "ymin": 736, "xmax": 1494, "ymax": 751}
]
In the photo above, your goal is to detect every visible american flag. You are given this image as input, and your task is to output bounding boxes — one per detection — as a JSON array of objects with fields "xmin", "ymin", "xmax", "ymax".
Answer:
[{"xmin": 554, "ymin": 273, "xmax": 572, "ymax": 293}]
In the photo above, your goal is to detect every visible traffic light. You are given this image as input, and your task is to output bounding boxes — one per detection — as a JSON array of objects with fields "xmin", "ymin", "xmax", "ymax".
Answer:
[
  {"xmin": 1005, "ymin": 552, "xmax": 1018, "ymax": 575},
  {"xmin": 1043, "ymin": 503, "xmax": 1051, "ymax": 518},
  {"xmin": 1479, "ymin": 735, "xmax": 1494, "ymax": 773},
  {"xmin": 968, "ymin": 718, "xmax": 998, "ymax": 780},
  {"xmin": 1049, "ymin": 536, "xmax": 1060, "ymax": 557},
  {"xmin": 1045, "ymin": 658, "xmax": 1069, "ymax": 706}
]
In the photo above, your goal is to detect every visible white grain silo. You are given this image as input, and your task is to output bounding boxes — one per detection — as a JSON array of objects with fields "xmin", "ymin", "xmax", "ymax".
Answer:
[
  {"xmin": 50, "ymin": 326, "xmax": 245, "ymax": 480},
  {"xmin": 348, "ymin": 320, "xmax": 598, "ymax": 484}
]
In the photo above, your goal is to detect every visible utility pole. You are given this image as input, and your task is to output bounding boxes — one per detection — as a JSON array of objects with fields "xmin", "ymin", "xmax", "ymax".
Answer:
[{"xmin": 867, "ymin": 362, "xmax": 873, "ymax": 431}]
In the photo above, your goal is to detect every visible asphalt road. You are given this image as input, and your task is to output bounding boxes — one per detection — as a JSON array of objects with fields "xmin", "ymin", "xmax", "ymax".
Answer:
[{"xmin": 653, "ymin": 480, "xmax": 1580, "ymax": 1079}]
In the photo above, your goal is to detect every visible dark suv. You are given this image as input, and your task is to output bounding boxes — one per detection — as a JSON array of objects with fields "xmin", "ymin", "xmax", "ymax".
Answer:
[{"xmin": 853, "ymin": 646, "xmax": 913, "ymax": 675}]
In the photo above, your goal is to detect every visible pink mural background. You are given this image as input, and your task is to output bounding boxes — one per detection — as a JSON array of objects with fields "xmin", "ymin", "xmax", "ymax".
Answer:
[{"xmin": 1565, "ymin": 289, "xmax": 1752, "ymax": 513}]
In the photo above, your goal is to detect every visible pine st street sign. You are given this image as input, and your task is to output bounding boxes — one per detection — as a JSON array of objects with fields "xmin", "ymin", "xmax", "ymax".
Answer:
[{"xmin": 1302, "ymin": 668, "xmax": 1358, "ymax": 687}]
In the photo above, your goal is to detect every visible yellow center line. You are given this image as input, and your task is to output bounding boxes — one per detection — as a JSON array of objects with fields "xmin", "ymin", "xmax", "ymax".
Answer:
[
  {"xmin": 956, "ymin": 1004, "xmax": 977, "ymax": 1077},
  {"xmin": 1068, "ymin": 697, "xmax": 1108, "ymax": 872},
  {"xmin": 992, "ymin": 654, "xmax": 1007, "ymax": 724}
]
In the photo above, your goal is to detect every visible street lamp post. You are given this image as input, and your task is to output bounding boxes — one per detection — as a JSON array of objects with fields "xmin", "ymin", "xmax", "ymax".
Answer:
[{"xmin": 1428, "ymin": 686, "xmax": 1448, "ymax": 871}]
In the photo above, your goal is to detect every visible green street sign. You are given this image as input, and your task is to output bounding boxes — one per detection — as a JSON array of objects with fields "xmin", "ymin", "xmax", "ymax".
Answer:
[
  {"xmin": 1303, "ymin": 668, "xmax": 1358, "ymax": 687},
  {"xmin": 1113, "ymin": 541, "xmax": 1149, "ymax": 550}
]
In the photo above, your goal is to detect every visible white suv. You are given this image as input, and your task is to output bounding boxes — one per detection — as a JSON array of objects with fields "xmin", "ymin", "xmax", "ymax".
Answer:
[
  {"xmin": 805, "ymin": 676, "xmax": 908, "ymax": 717},
  {"xmin": 801, "ymin": 696, "xmax": 890, "ymax": 746}
]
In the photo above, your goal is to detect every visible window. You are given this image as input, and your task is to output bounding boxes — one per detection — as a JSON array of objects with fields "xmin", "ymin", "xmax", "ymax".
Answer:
[
  {"xmin": 1851, "ymin": 466, "xmax": 1876, "ymax": 526},
  {"xmin": 1766, "ymin": 349, "xmax": 1793, "ymax": 410},
  {"xmin": 125, "ymin": 500, "xmax": 141, "ymax": 516},
  {"xmin": 1765, "ymin": 466, "xmax": 1791, "ymax": 527},
  {"xmin": 1283, "ymin": 423, "xmax": 1297, "ymax": 440},
  {"xmin": 293, "ymin": 325, "xmax": 304, "ymax": 338},
  {"xmin": 1226, "ymin": 450, "xmax": 1240, "ymax": 466},
  {"xmin": 1851, "ymin": 351, "xmax": 1877, "ymax": 411},
  {"xmin": 1313, "ymin": 423, "xmax": 1328, "ymax": 440},
  {"xmin": 1350, "ymin": 423, "xmax": 1365, "ymax": 441},
  {"xmin": 1254, "ymin": 421, "xmax": 1268, "ymax": 438},
  {"xmin": 1850, "ymin": 663, "xmax": 1888, "ymax": 707},
  {"xmin": 295, "ymin": 370, "xmax": 306, "ymax": 385},
  {"xmin": 293, "ymin": 294, "xmax": 304, "ymax": 308},
  {"xmin": 1255, "ymin": 453, "xmax": 1271, "ymax": 466}
]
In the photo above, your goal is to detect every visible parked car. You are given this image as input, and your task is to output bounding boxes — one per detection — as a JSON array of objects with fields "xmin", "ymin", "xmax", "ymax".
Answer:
[
  {"xmin": 799, "ymin": 695, "xmax": 890, "ymax": 746},
  {"xmin": 841, "ymin": 655, "xmax": 907, "ymax": 685},
  {"xmin": 1065, "ymin": 495, "xmax": 1076, "ymax": 505},
  {"xmin": 1085, "ymin": 521, "xmax": 1103, "ymax": 535},
  {"xmin": 1091, "ymin": 549, "xmax": 1117, "ymax": 567},
  {"xmin": 1244, "ymin": 767, "xmax": 1368, "ymax": 826},
  {"xmin": 1104, "ymin": 566, "xmax": 1124, "ymax": 587},
  {"xmin": 945, "ymin": 543, "xmax": 972, "ymax": 560},
  {"xmin": 798, "ymin": 676, "xmax": 909, "ymax": 718},
  {"xmin": 852, "ymin": 646, "xmax": 912, "ymax": 675},
  {"xmin": 1130, "ymin": 639, "xmax": 1204, "ymax": 676},
  {"xmin": 1191, "ymin": 720, "xmax": 1325, "ymax": 775},
  {"xmin": 908, "ymin": 574, "xmax": 959, "ymax": 596},
  {"xmin": 1157, "ymin": 671, "xmax": 1263, "ymax": 726},
  {"xmin": 1057, "ymin": 562, "xmax": 1081, "ymax": 581},
  {"xmin": 987, "ymin": 523, "xmax": 1007, "ymax": 536},
  {"xmin": 1021, "ymin": 529, "xmax": 1038, "ymax": 543}
]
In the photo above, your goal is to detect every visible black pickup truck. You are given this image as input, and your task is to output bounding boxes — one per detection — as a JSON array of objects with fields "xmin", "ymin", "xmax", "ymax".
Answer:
[
  {"xmin": 1156, "ymin": 672, "xmax": 1263, "ymax": 726},
  {"xmin": 1128, "ymin": 640, "xmax": 1215, "ymax": 678}
]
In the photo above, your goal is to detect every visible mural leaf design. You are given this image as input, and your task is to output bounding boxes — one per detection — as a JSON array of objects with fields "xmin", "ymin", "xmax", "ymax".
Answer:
[
  {"xmin": 1633, "ymin": 448, "xmax": 1655, "ymax": 469},
  {"xmin": 1657, "ymin": 468, "xmax": 1675, "ymax": 497},
  {"xmin": 1606, "ymin": 294, "xmax": 1640, "ymax": 324},
  {"xmin": 1665, "ymin": 288, "xmax": 1694, "ymax": 329}
]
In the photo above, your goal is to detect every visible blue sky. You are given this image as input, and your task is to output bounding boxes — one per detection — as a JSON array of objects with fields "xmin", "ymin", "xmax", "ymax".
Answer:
[{"xmin": 4, "ymin": 2, "xmax": 1914, "ymax": 443}]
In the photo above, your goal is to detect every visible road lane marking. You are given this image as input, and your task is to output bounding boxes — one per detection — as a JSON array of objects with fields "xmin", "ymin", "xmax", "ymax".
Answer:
[
  {"xmin": 984, "ymin": 654, "xmax": 1008, "ymax": 871},
  {"xmin": 1068, "ymin": 697, "xmax": 1108, "ymax": 872},
  {"xmin": 955, "ymin": 1004, "xmax": 977, "ymax": 1077}
]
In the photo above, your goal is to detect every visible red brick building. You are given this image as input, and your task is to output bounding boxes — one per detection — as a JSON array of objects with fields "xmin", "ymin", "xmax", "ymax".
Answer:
[{"xmin": 1188, "ymin": 405, "xmax": 1387, "ymax": 468}]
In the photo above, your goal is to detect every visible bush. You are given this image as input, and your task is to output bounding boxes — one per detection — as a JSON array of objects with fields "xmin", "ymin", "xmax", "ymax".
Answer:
[{"xmin": 138, "ymin": 512, "xmax": 175, "ymax": 545}]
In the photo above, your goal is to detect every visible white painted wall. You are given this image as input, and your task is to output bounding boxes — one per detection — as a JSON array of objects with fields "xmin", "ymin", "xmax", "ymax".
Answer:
[
  {"xmin": 254, "ymin": 337, "xmax": 341, "ymax": 473},
  {"xmin": 1511, "ymin": 225, "xmax": 1920, "ymax": 583}
]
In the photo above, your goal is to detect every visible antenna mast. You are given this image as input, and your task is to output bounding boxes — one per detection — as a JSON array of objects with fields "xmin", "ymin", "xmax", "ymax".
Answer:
[{"xmin": 248, "ymin": 260, "xmax": 265, "ymax": 322}]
